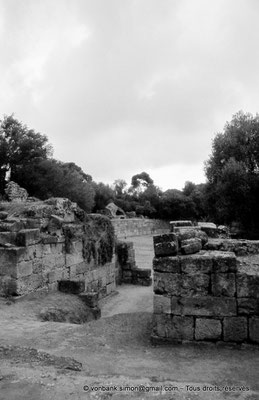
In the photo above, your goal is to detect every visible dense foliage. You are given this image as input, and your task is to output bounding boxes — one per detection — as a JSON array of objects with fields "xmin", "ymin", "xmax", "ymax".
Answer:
[{"xmin": 1, "ymin": 111, "xmax": 259, "ymax": 237}]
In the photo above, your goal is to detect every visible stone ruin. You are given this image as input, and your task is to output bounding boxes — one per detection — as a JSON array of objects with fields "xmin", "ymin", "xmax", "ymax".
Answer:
[
  {"xmin": 5, "ymin": 181, "xmax": 28, "ymax": 202},
  {"xmin": 151, "ymin": 221, "xmax": 259, "ymax": 345}
]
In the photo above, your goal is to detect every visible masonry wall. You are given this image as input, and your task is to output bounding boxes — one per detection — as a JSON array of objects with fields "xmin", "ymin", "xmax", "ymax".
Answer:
[
  {"xmin": 0, "ymin": 199, "xmax": 116, "ymax": 299},
  {"xmin": 152, "ymin": 250, "xmax": 259, "ymax": 345},
  {"xmin": 112, "ymin": 218, "xmax": 170, "ymax": 239}
]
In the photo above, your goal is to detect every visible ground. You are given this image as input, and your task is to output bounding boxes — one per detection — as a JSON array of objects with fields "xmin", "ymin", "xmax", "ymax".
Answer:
[{"xmin": 0, "ymin": 235, "xmax": 259, "ymax": 400}]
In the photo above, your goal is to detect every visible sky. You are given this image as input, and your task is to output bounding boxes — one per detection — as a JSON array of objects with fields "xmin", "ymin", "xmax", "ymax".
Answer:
[{"xmin": 1, "ymin": 0, "xmax": 259, "ymax": 191}]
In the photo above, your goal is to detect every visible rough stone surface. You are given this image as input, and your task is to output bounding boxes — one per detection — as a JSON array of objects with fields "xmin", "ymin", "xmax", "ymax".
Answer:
[
  {"xmin": 180, "ymin": 253, "xmax": 213, "ymax": 274},
  {"xmin": 181, "ymin": 273, "xmax": 210, "ymax": 297},
  {"xmin": 181, "ymin": 238, "xmax": 202, "ymax": 255},
  {"xmin": 195, "ymin": 318, "xmax": 222, "ymax": 340},
  {"xmin": 152, "ymin": 314, "xmax": 194, "ymax": 341},
  {"xmin": 153, "ymin": 256, "xmax": 180, "ymax": 273},
  {"xmin": 237, "ymin": 298, "xmax": 259, "ymax": 315},
  {"xmin": 179, "ymin": 296, "xmax": 237, "ymax": 317},
  {"xmin": 153, "ymin": 294, "xmax": 171, "ymax": 314},
  {"xmin": 153, "ymin": 271, "xmax": 181, "ymax": 296},
  {"xmin": 237, "ymin": 273, "xmax": 259, "ymax": 298},
  {"xmin": 223, "ymin": 317, "xmax": 248, "ymax": 342},
  {"xmin": 249, "ymin": 317, "xmax": 259, "ymax": 343},
  {"xmin": 153, "ymin": 233, "xmax": 178, "ymax": 257},
  {"xmin": 211, "ymin": 273, "xmax": 236, "ymax": 297}
]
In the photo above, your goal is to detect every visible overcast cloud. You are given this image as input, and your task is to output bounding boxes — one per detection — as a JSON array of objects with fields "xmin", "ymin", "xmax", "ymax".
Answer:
[{"xmin": 1, "ymin": 0, "xmax": 259, "ymax": 190}]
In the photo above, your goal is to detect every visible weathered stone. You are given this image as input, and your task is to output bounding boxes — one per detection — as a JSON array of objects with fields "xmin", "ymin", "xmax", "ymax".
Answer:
[
  {"xmin": 16, "ymin": 274, "xmax": 45, "ymax": 295},
  {"xmin": 153, "ymin": 233, "xmax": 178, "ymax": 257},
  {"xmin": 223, "ymin": 317, "xmax": 248, "ymax": 342},
  {"xmin": 179, "ymin": 296, "xmax": 237, "ymax": 317},
  {"xmin": 15, "ymin": 261, "xmax": 33, "ymax": 278},
  {"xmin": 211, "ymin": 251, "xmax": 237, "ymax": 273},
  {"xmin": 180, "ymin": 253, "xmax": 213, "ymax": 274},
  {"xmin": 0, "ymin": 276, "xmax": 17, "ymax": 296},
  {"xmin": 16, "ymin": 229, "xmax": 40, "ymax": 246},
  {"xmin": 211, "ymin": 273, "xmax": 236, "ymax": 297},
  {"xmin": 5, "ymin": 181, "xmax": 28, "ymax": 202},
  {"xmin": 58, "ymin": 280, "xmax": 85, "ymax": 294},
  {"xmin": 237, "ymin": 298, "xmax": 259, "ymax": 315},
  {"xmin": 177, "ymin": 229, "xmax": 208, "ymax": 247},
  {"xmin": 0, "ymin": 247, "xmax": 26, "ymax": 275},
  {"xmin": 153, "ymin": 294, "xmax": 171, "ymax": 314},
  {"xmin": 153, "ymin": 256, "xmax": 180, "ymax": 273},
  {"xmin": 236, "ymin": 273, "xmax": 259, "ymax": 298},
  {"xmin": 181, "ymin": 273, "xmax": 210, "ymax": 296},
  {"xmin": 152, "ymin": 314, "xmax": 194, "ymax": 341},
  {"xmin": 170, "ymin": 220, "xmax": 193, "ymax": 231},
  {"xmin": 181, "ymin": 238, "xmax": 202, "ymax": 255},
  {"xmin": 0, "ymin": 220, "xmax": 24, "ymax": 232},
  {"xmin": 249, "ymin": 317, "xmax": 259, "ymax": 343},
  {"xmin": 195, "ymin": 318, "xmax": 222, "ymax": 340},
  {"xmin": 198, "ymin": 222, "xmax": 218, "ymax": 238},
  {"xmin": 0, "ymin": 232, "xmax": 16, "ymax": 246},
  {"xmin": 79, "ymin": 292, "xmax": 99, "ymax": 307},
  {"xmin": 153, "ymin": 271, "xmax": 181, "ymax": 296}
]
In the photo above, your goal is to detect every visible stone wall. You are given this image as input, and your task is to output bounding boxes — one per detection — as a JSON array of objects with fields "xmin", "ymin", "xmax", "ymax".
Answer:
[
  {"xmin": 112, "ymin": 218, "xmax": 170, "ymax": 239},
  {"xmin": 0, "ymin": 198, "xmax": 116, "ymax": 299},
  {"xmin": 115, "ymin": 241, "xmax": 152, "ymax": 286},
  {"xmin": 205, "ymin": 239, "xmax": 259, "ymax": 256},
  {"xmin": 152, "ymin": 235, "xmax": 259, "ymax": 345}
]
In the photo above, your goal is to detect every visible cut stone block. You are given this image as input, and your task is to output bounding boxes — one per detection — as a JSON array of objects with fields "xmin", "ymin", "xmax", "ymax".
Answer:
[
  {"xmin": 153, "ymin": 271, "xmax": 181, "ymax": 296},
  {"xmin": 181, "ymin": 273, "xmax": 210, "ymax": 297},
  {"xmin": 181, "ymin": 238, "xmax": 202, "ymax": 255},
  {"xmin": 152, "ymin": 314, "xmax": 194, "ymax": 341},
  {"xmin": 177, "ymin": 229, "xmax": 208, "ymax": 247},
  {"xmin": 223, "ymin": 317, "xmax": 248, "ymax": 342},
  {"xmin": 237, "ymin": 298, "xmax": 259, "ymax": 315},
  {"xmin": 153, "ymin": 233, "xmax": 178, "ymax": 257},
  {"xmin": 79, "ymin": 292, "xmax": 99, "ymax": 308},
  {"xmin": 170, "ymin": 221, "xmax": 193, "ymax": 231},
  {"xmin": 249, "ymin": 317, "xmax": 259, "ymax": 343},
  {"xmin": 179, "ymin": 296, "xmax": 237, "ymax": 317},
  {"xmin": 211, "ymin": 251, "xmax": 237, "ymax": 273},
  {"xmin": 153, "ymin": 256, "xmax": 180, "ymax": 273},
  {"xmin": 153, "ymin": 294, "xmax": 171, "ymax": 314},
  {"xmin": 0, "ymin": 247, "xmax": 26, "ymax": 275},
  {"xmin": 0, "ymin": 276, "xmax": 17, "ymax": 296},
  {"xmin": 195, "ymin": 318, "xmax": 222, "ymax": 340},
  {"xmin": 58, "ymin": 280, "xmax": 85, "ymax": 294},
  {"xmin": 180, "ymin": 253, "xmax": 213, "ymax": 274},
  {"xmin": 211, "ymin": 273, "xmax": 236, "ymax": 297},
  {"xmin": 236, "ymin": 273, "xmax": 259, "ymax": 298},
  {"xmin": 16, "ymin": 229, "xmax": 40, "ymax": 247},
  {"xmin": 198, "ymin": 222, "xmax": 218, "ymax": 238},
  {"xmin": 15, "ymin": 261, "xmax": 33, "ymax": 278}
]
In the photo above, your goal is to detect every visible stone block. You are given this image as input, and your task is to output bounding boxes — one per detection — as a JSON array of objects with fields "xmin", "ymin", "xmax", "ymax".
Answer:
[
  {"xmin": 58, "ymin": 280, "xmax": 85, "ymax": 294},
  {"xmin": 180, "ymin": 253, "xmax": 213, "ymax": 274},
  {"xmin": 237, "ymin": 298, "xmax": 259, "ymax": 315},
  {"xmin": 179, "ymin": 296, "xmax": 237, "ymax": 317},
  {"xmin": 171, "ymin": 297, "xmax": 183, "ymax": 315},
  {"xmin": 65, "ymin": 252, "xmax": 84, "ymax": 268},
  {"xmin": 16, "ymin": 274, "xmax": 45, "ymax": 295},
  {"xmin": 15, "ymin": 261, "xmax": 33, "ymax": 278},
  {"xmin": 153, "ymin": 233, "xmax": 178, "ymax": 257},
  {"xmin": 0, "ymin": 220, "xmax": 24, "ymax": 232},
  {"xmin": 152, "ymin": 314, "xmax": 194, "ymax": 341},
  {"xmin": 153, "ymin": 256, "xmax": 180, "ymax": 273},
  {"xmin": 198, "ymin": 222, "xmax": 218, "ymax": 238},
  {"xmin": 0, "ymin": 276, "xmax": 17, "ymax": 296},
  {"xmin": 0, "ymin": 232, "xmax": 16, "ymax": 246},
  {"xmin": 16, "ymin": 229, "xmax": 40, "ymax": 246},
  {"xmin": 153, "ymin": 271, "xmax": 181, "ymax": 296},
  {"xmin": 106, "ymin": 281, "xmax": 115, "ymax": 295},
  {"xmin": 237, "ymin": 273, "xmax": 259, "ymax": 298},
  {"xmin": 249, "ymin": 317, "xmax": 259, "ymax": 343},
  {"xmin": 211, "ymin": 273, "xmax": 236, "ymax": 297},
  {"xmin": 170, "ymin": 220, "xmax": 193, "ymax": 231},
  {"xmin": 181, "ymin": 273, "xmax": 210, "ymax": 297},
  {"xmin": 79, "ymin": 292, "xmax": 99, "ymax": 307},
  {"xmin": 211, "ymin": 252, "xmax": 237, "ymax": 273},
  {"xmin": 223, "ymin": 317, "xmax": 248, "ymax": 342},
  {"xmin": 153, "ymin": 294, "xmax": 171, "ymax": 314},
  {"xmin": 195, "ymin": 318, "xmax": 222, "ymax": 340},
  {"xmin": 0, "ymin": 247, "xmax": 26, "ymax": 275},
  {"xmin": 181, "ymin": 238, "xmax": 202, "ymax": 255}
]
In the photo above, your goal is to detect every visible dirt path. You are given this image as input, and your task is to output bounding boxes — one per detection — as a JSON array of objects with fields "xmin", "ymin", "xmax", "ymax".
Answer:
[{"xmin": 0, "ymin": 235, "xmax": 259, "ymax": 400}]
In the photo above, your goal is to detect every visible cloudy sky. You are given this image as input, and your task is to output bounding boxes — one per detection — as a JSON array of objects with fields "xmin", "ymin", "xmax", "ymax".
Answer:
[{"xmin": 1, "ymin": 0, "xmax": 259, "ymax": 190}]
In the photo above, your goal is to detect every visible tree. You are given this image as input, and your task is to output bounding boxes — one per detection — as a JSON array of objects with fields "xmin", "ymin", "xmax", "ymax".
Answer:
[
  {"xmin": 130, "ymin": 172, "xmax": 154, "ymax": 194},
  {"xmin": 92, "ymin": 182, "xmax": 115, "ymax": 212},
  {"xmin": 204, "ymin": 111, "xmax": 259, "ymax": 236},
  {"xmin": 14, "ymin": 159, "xmax": 95, "ymax": 212},
  {"xmin": 0, "ymin": 115, "xmax": 52, "ymax": 193}
]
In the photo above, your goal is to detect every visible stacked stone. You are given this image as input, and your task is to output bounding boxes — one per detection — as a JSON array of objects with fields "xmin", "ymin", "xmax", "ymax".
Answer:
[
  {"xmin": 116, "ymin": 241, "xmax": 152, "ymax": 286},
  {"xmin": 152, "ymin": 233, "xmax": 259, "ymax": 345},
  {"xmin": 4, "ymin": 181, "xmax": 28, "ymax": 202}
]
